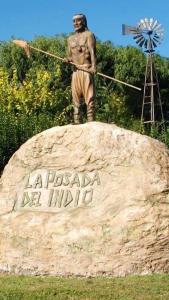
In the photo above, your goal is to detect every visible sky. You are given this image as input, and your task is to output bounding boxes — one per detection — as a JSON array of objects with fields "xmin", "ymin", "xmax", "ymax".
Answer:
[{"xmin": 1, "ymin": 0, "xmax": 169, "ymax": 57}]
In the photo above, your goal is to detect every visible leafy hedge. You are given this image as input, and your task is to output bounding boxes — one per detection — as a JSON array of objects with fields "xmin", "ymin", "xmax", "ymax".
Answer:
[
  {"xmin": 0, "ymin": 35, "xmax": 169, "ymax": 173},
  {"xmin": 0, "ymin": 110, "xmax": 62, "ymax": 172}
]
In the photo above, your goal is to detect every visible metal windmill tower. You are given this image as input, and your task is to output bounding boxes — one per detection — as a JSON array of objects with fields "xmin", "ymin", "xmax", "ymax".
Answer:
[{"xmin": 122, "ymin": 18, "xmax": 164, "ymax": 126}]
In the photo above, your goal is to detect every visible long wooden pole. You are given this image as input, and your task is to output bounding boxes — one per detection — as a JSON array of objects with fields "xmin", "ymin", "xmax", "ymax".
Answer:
[
  {"xmin": 13, "ymin": 40, "xmax": 142, "ymax": 91},
  {"xmin": 30, "ymin": 46, "xmax": 141, "ymax": 91},
  {"xmin": 97, "ymin": 72, "xmax": 141, "ymax": 91}
]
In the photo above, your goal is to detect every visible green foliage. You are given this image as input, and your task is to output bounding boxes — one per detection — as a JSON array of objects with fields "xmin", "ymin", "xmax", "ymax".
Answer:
[
  {"xmin": 114, "ymin": 46, "xmax": 146, "ymax": 84},
  {"xmin": 0, "ymin": 109, "xmax": 61, "ymax": 172},
  {"xmin": 0, "ymin": 41, "xmax": 30, "ymax": 81},
  {"xmin": 0, "ymin": 35, "xmax": 169, "ymax": 173}
]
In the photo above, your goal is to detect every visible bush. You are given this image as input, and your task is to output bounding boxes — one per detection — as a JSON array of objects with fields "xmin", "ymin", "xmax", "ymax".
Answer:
[
  {"xmin": 0, "ymin": 109, "xmax": 62, "ymax": 173},
  {"xmin": 0, "ymin": 36, "xmax": 169, "ymax": 173}
]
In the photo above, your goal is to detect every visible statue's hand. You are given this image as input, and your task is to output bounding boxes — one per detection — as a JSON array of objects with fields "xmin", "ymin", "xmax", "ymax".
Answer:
[
  {"xmin": 63, "ymin": 58, "xmax": 71, "ymax": 63},
  {"xmin": 76, "ymin": 64, "xmax": 96, "ymax": 74},
  {"xmin": 88, "ymin": 66, "xmax": 96, "ymax": 74}
]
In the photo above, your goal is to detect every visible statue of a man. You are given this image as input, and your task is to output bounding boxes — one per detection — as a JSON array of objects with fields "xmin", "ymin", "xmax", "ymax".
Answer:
[{"xmin": 66, "ymin": 14, "xmax": 96, "ymax": 124}]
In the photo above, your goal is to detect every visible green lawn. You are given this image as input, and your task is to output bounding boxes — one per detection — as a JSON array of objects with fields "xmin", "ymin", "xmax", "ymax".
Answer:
[{"xmin": 0, "ymin": 274, "xmax": 169, "ymax": 300}]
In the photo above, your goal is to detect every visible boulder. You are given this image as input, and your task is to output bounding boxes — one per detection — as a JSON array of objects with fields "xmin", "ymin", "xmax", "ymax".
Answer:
[{"xmin": 0, "ymin": 121, "xmax": 169, "ymax": 276}]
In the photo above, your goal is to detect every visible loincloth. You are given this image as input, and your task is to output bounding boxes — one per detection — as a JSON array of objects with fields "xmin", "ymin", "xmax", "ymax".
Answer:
[{"xmin": 71, "ymin": 69, "xmax": 95, "ymax": 106}]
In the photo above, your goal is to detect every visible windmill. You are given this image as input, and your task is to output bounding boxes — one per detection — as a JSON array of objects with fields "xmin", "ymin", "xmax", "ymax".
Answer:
[{"xmin": 122, "ymin": 18, "xmax": 164, "ymax": 126}]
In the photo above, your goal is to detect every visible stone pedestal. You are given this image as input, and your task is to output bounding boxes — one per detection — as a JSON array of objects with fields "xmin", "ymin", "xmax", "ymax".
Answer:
[{"xmin": 0, "ymin": 122, "xmax": 169, "ymax": 276}]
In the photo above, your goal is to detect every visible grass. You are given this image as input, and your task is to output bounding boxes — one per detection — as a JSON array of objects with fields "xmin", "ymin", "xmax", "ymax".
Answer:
[{"xmin": 0, "ymin": 274, "xmax": 169, "ymax": 300}]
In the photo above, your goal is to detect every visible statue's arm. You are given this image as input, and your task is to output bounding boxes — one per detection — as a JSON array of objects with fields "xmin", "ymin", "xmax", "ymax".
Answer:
[{"xmin": 87, "ymin": 33, "xmax": 96, "ymax": 73}]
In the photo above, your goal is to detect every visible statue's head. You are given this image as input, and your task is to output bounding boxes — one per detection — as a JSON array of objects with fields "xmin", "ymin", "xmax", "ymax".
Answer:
[{"xmin": 73, "ymin": 14, "xmax": 88, "ymax": 32}]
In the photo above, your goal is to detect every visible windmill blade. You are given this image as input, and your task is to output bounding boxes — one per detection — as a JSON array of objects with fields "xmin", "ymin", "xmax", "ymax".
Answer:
[
  {"xmin": 153, "ymin": 22, "xmax": 162, "ymax": 33},
  {"xmin": 155, "ymin": 28, "xmax": 164, "ymax": 35},
  {"xmin": 144, "ymin": 39, "xmax": 148, "ymax": 49},
  {"xmin": 134, "ymin": 36, "xmax": 144, "ymax": 44},
  {"xmin": 148, "ymin": 20, "xmax": 152, "ymax": 30},
  {"xmin": 145, "ymin": 18, "xmax": 151, "ymax": 30},
  {"xmin": 157, "ymin": 27, "xmax": 164, "ymax": 32},
  {"xmin": 139, "ymin": 19, "xmax": 146, "ymax": 30},
  {"xmin": 144, "ymin": 18, "xmax": 149, "ymax": 28},
  {"xmin": 149, "ymin": 39, "xmax": 154, "ymax": 50},
  {"xmin": 151, "ymin": 19, "xmax": 158, "ymax": 30},
  {"xmin": 153, "ymin": 37, "xmax": 160, "ymax": 43},
  {"xmin": 153, "ymin": 33, "xmax": 161, "ymax": 41},
  {"xmin": 142, "ymin": 18, "xmax": 149, "ymax": 29},
  {"xmin": 133, "ymin": 33, "xmax": 143, "ymax": 40},
  {"xmin": 155, "ymin": 24, "xmax": 163, "ymax": 31},
  {"xmin": 154, "ymin": 33, "xmax": 160, "ymax": 38},
  {"xmin": 153, "ymin": 37, "xmax": 161, "ymax": 45},
  {"xmin": 138, "ymin": 19, "xmax": 143, "ymax": 29},
  {"xmin": 152, "ymin": 40, "xmax": 158, "ymax": 48},
  {"xmin": 154, "ymin": 23, "xmax": 163, "ymax": 32},
  {"xmin": 157, "ymin": 31, "xmax": 164, "ymax": 39},
  {"xmin": 135, "ymin": 35, "xmax": 145, "ymax": 46},
  {"xmin": 138, "ymin": 39, "xmax": 145, "ymax": 48},
  {"xmin": 155, "ymin": 28, "xmax": 164, "ymax": 38},
  {"xmin": 149, "ymin": 18, "xmax": 154, "ymax": 29},
  {"xmin": 153, "ymin": 34, "xmax": 161, "ymax": 44}
]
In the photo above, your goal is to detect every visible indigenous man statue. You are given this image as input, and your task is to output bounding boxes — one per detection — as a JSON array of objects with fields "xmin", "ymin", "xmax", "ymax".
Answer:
[{"xmin": 66, "ymin": 14, "xmax": 96, "ymax": 124}]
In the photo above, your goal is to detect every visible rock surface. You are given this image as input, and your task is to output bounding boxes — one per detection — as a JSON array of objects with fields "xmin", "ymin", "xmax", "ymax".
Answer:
[{"xmin": 0, "ymin": 121, "xmax": 169, "ymax": 276}]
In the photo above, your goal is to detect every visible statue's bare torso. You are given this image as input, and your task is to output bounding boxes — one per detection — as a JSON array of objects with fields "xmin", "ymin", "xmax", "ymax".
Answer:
[{"xmin": 68, "ymin": 30, "xmax": 96, "ymax": 67}]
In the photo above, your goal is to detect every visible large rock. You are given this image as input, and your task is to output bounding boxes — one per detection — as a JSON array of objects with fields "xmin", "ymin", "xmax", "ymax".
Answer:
[{"xmin": 0, "ymin": 122, "xmax": 169, "ymax": 276}]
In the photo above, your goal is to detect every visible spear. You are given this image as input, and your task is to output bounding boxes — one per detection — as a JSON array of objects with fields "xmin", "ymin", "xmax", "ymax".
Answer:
[{"xmin": 13, "ymin": 39, "xmax": 141, "ymax": 91}]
